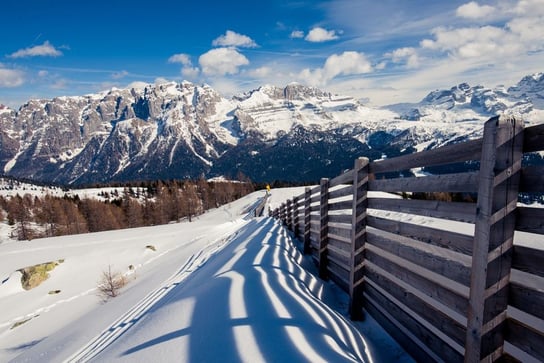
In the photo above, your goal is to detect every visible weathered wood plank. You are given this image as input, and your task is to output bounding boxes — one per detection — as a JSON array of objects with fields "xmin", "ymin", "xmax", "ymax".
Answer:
[
  {"xmin": 303, "ymin": 187, "xmax": 311, "ymax": 254},
  {"xmin": 328, "ymin": 247, "xmax": 350, "ymax": 268},
  {"xmin": 370, "ymin": 138, "xmax": 483, "ymax": 174},
  {"xmin": 292, "ymin": 196, "xmax": 299, "ymax": 236},
  {"xmin": 349, "ymin": 158, "xmax": 369, "ymax": 321},
  {"xmin": 328, "ymin": 214, "xmax": 352, "ymax": 224},
  {"xmin": 364, "ymin": 295, "xmax": 438, "ymax": 363},
  {"xmin": 328, "ymin": 233, "xmax": 351, "ymax": 246},
  {"xmin": 367, "ymin": 215, "xmax": 474, "ymax": 255},
  {"xmin": 465, "ymin": 116, "xmax": 524, "ymax": 363},
  {"xmin": 368, "ymin": 197, "xmax": 476, "ymax": 223},
  {"xmin": 516, "ymin": 206, "xmax": 544, "ymax": 235},
  {"xmin": 329, "ymin": 235, "xmax": 351, "ymax": 256},
  {"xmin": 512, "ymin": 245, "xmax": 544, "ymax": 279},
  {"xmin": 328, "ymin": 242, "xmax": 351, "ymax": 260},
  {"xmin": 505, "ymin": 318, "xmax": 544, "ymax": 362},
  {"xmin": 328, "ymin": 261, "xmax": 350, "ymax": 291},
  {"xmin": 330, "ymin": 169, "xmax": 353, "ymax": 186},
  {"xmin": 509, "ymin": 281, "xmax": 544, "ymax": 321},
  {"xmin": 328, "ymin": 258, "xmax": 350, "ymax": 279},
  {"xmin": 523, "ymin": 123, "xmax": 544, "ymax": 153},
  {"xmin": 328, "ymin": 200, "xmax": 352, "ymax": 212},
  {"xmin": 310, "ymin": 194, "xmax": 321, "ymax": 204},
  {"xmin": 364, "ymin": 282, "xmax": 464, "ymax": 362},
  {"xmin": 318, "ymin": 178, "xmax": 329, "ymax": 279},
  {"xmin": 328, "ymin": 185, "xmax": 352, "ymax": 199},
  {"xmin": 367, "ymin": 228, "xmax": 472, "ymax": 286},
  {"xmin": 310, "ymin": 204, "xmax": 320, "ymax": 212},
  {"xmin": 328, "ymin": 225, "xmax": 351, "ymax": 240},
  {"xmin": 519, "ymin": 166, "xmax": 544, "ymax": 193},
  {"xmin": 369, "ymin": 171, "xmax": 479, "ymax": 193},
  {"xmin": 365, "ymin": 250, "xmax": 469, "ymax": 317},
  {"xmin": 365, "ymin": 268, "xmax": 467, "ymax": 346}
]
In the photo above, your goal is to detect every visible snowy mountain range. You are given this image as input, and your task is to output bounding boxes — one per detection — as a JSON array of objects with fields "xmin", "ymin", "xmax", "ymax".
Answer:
[{"xmin": 0, "ymin": 73, "xmax": 543, "ymax": 185}]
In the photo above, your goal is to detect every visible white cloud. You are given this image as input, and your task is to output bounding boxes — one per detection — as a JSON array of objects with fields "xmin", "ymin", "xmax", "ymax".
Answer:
[
  {"xmin": 212, "ymin": 30, "xmax": 257, "ymax": 48},
  {"xmin": 169, "ymin": 53, "xmax": 200, "ymax": 79},
  {"xmin": 290, "ymin": 30, "xmax": 304, "ymax": 39},
  {"xmin": 38, "ymin": 70, "xmax": 48, "ymax": 77},
  {"xmin": 305, "ymin": 27, "xmax": 339, "ymax": 42},
  {"xmin": 420, "ymin": 25, "xmax": 522, "ymax": 59},
  {"xmin": 112, "ymin": 70, "xmax": 129, "ymax": 79},
  {"xmin": 507, "ymin": 15, "xmax": 544, "ymax": 44},
  {"xmin": 181, "ymin": 66, "xmax": 200, "ymax": 79},
  {"xmin": 389, "ymin": 47, "xmax": 420, "ymax": 68},
  {"xmin": 8, "ymin": 41, "xmax": 63, "ymax": 58},
  {"xmin": 168, "ymin": 53, "xmax": 192, "ymax": 66},
  {"xmin": 512, "ymin": 0, "xmax": 544, "ymax": 16},
  {"xmin": 247, "ymin": 66, "xmax": 272, "ymax": 78},
  {"xmin": 199, "ymin": 48, "xmax": 249, "ymax": 76},
  {"xmin": 299, "ymin": 51, "xmax": 372, "ymax": 85},
  {"xmin": 0, "ymin": 67, "xmax": 24, "ymax": 87},
  {"xmin": 456, "ymin": 2, "xmax": 496, "ymax": 19}
]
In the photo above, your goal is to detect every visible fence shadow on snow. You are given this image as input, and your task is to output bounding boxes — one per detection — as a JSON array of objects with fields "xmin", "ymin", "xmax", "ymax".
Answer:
[{"xmin": 271, "ymin": 116, "xmax": 544, "ymax": 362}]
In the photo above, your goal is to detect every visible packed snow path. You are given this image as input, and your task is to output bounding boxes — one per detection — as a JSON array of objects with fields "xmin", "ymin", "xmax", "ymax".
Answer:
[{"xmin": 65, "ymin": 217, "xmax": 370, "ymax": 362}]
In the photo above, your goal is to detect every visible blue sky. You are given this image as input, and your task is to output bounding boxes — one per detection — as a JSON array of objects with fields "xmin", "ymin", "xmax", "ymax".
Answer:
[{"xmin": 1, "ymin": 0, "xmax": 543, "ymax": 108}]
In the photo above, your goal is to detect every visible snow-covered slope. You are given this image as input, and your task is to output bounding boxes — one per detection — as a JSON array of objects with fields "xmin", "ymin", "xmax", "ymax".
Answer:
[{"xmin": 0, "ymin": 189, "xmax": 412, "ymax": 363}]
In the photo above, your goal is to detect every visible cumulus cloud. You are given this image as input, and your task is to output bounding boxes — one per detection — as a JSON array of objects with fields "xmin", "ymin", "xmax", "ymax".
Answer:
[
  {"xmin": 389, "ymin": 47, "xmax": 420, "ymax": 68},
  {"xmin": 299, "ymin": 51, "xmax": 372, "ymax": 85},
  {"xmin": 212, "ymin": 30, "xmax": 257, "ymax": 48},
  {"xmin": 168, "ymin": 53, "xmax": 200, "ymax": 79},
  {"xmin": 290, "ymin": 30, "xmax": 304, "ymax": 39},
  {"xmin": 305, "ymin": 27, "xmax": 340, "ymax": 42},
  {"xmin": 199, "ymin": 48, "xmax": 249, "ymax": 76},
  {"xmin": 8, "ymin": 41, "xmax": 63, "ymax": 58},
  {"xmin": 456, "ymin": 1, "xmax": 496, "ymax": 19},
  {"xmin": 421, "ymin": 25, "xmax": 525, "ymax": 59},
  {"xmin": 182, "ymin": 66, "xmax": 200, "ymax": 79},
  {"xmin": 168, "ymin": 53, "xmax": 192, "ymax": 66},
  {"xmin": 0, "ymin": 67, "xmax": 24, "ymax": 87}
]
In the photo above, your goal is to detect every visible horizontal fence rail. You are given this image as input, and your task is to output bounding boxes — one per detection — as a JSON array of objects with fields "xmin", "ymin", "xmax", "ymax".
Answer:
[{"xmin": 271, "ymin": 116, "xmax": 544, "ymax": 362}]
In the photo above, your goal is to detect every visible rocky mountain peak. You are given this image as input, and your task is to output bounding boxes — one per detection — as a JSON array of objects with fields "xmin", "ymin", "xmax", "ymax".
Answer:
[{"xmin": 0, "ymin": 74, "xmax": 542, "ymax": 185}]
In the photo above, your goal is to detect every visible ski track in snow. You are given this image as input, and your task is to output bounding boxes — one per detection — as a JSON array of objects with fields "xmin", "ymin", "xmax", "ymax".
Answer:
[{"xmin": 64, "ymin": 229, "xmax": 241, "ymax": 363}]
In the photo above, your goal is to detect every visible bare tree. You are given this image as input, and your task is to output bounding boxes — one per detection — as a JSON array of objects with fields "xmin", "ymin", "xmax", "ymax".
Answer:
[{"xmin": 97, "ymin": 265, "xmax": 126, "ymax": 301}]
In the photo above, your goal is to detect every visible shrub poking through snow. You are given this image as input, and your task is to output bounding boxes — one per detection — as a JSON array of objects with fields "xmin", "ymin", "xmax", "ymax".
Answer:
[
  {"xmin": 97, "ymin": 265, "xmax": 126, "ymax": 301},
  {"xmin": 145, "ymin": 245, "xmax": 156, "ymax": 251},
  {"xmin": 19, "ymin": 260, "xmax": 63, "ymax": 290},
  {"xmin": 10, "ymin": 316, "xmax": 37, "ymax": 330}
]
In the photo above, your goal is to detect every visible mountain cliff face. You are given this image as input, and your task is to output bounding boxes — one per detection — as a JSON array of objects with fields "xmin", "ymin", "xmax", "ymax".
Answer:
[{"xmin": 0, "ymin": 74, "xmax": 542, "ymax": 185}]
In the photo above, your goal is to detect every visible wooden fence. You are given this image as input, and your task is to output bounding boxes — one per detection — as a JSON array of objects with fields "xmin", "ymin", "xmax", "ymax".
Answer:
[{"xmin": 271, "ymin": 116, "xmax": 544, "ymax": 362}]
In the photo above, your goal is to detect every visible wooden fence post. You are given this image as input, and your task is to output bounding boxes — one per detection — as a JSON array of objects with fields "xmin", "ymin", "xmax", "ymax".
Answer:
[
  {"xmin": 304, "ymin": 187, "xmax": 312, "ymax": 254},
  {"xmin": 280, "ymin": 203, "xmax": 286, "ymax": 225},
  {"xmin": 318, "ymin": 178, "xmax": 330, "ymax": 279},
  {"xmin": 286, "ymin": 199, "xmax": 293, "ymax": 231},
  {"xmin": 465, "ymin": 116, "xmax": 524, "ymax": 362},
  {"xmin": 349, "ymin": 157, "xmax": 369, "ymax": 321},
  {"xmin": 293, "ymin": 196, "xmax": 299, "ymax": 237}
]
